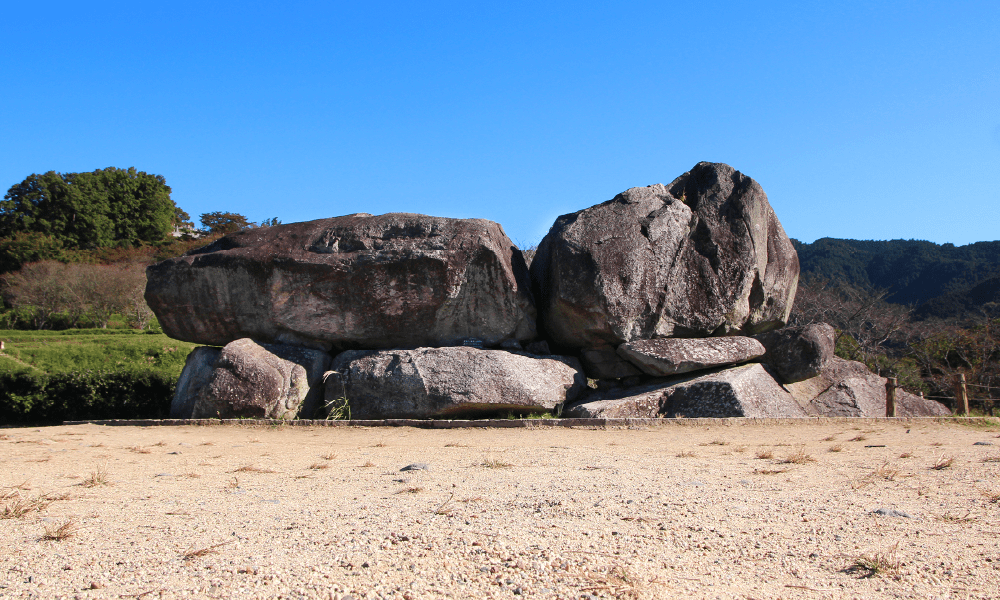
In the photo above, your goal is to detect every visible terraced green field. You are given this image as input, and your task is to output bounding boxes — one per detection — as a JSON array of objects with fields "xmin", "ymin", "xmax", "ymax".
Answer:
[{"xmin": 0, "ymin": 329, "xmax": 196, "ymax": 378}]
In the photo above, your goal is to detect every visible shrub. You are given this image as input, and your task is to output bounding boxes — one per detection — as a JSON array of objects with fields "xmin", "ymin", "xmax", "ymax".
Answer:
[{"xmin": 0, "ymin": 369, "xmax": 174, "ymax": 424}]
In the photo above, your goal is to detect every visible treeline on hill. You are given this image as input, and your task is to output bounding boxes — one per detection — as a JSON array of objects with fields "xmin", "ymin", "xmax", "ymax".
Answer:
[
  {"xmin": 793, "ymin": 238, "xmax": 1000, "ymax": 414},
  {"xmin": 0, "ymin": 167, "xmax": 275, "ymax": 423}
]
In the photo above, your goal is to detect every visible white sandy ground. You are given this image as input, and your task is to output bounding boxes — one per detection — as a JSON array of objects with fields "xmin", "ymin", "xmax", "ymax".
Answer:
[{"xmin": 1, "ymin": 419, "xmax": 1000, "ymax": 600}]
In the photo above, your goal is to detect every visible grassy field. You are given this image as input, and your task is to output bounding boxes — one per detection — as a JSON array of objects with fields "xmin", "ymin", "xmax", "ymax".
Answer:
[{"xmin": 0, "ymin": 329, "xmax": 196, "ymax": 379}]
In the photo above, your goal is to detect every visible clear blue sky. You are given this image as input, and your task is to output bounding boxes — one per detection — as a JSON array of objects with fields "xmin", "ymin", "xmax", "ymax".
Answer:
[{"xmin": 2, "ymin": 1, "xmax": 998, "ymax": 248}]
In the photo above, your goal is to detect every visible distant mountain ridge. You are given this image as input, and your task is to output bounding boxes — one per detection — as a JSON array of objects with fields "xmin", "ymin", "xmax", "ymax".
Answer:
[{"xmin": 792, "ymin": 238, "xmax": 1000, "ymax": 316}]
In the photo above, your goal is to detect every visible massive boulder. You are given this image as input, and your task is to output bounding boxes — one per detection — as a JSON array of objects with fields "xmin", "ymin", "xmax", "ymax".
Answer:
[
  {"xmin": 785, "ymin": 357, "xmax": 951, "ymax": 417},
  {"xmin": 327, "ymin": 346, "xmax": 585, "ymax": 419},
  {"xmin": 754, "ymin": 323, "xmax": 835, "ymax": 383},
  {"xmin": 617, "ymin": 336, "xmax": 765, "ymax": 377},
  {"xmin": 190, "ymin": 339, "xmax": 310, "ymax": 419},
  {"xmin": 171, "ymin": 339, "xmax": 331, "ymax": 419},
  {"xmin": 530, "ymin": 162, "xmax": 799, "ymax": 357},
  {"xmin": 565, "ymin": 363, "xmax": 805, "ymax": 419},
  {"xmin": 146, "ymin": 213, "xmax": 537, "ymax": 351}
]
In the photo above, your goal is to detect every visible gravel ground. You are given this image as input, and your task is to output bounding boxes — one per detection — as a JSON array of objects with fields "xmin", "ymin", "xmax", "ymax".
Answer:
[{"xmin": 2, "ymin": 419, "xmax": 1000, "ymax": 600}]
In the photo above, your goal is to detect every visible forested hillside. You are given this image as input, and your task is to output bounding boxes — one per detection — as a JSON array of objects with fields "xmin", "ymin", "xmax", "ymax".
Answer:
[{"xmin": 793, "ymin": 238, "xmax": 1000, "ymax": 311}]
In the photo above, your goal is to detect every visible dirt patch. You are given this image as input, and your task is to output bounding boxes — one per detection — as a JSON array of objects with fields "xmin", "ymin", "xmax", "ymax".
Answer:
[{"xmin": 2, "ymin": 419, "xmax": 999, "ymax": 599}]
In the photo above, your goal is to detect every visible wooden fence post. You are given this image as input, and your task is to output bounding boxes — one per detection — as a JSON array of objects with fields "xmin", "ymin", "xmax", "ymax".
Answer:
[
  {"xmin": 954, "ymin": 373, "xmax": 969, "ymax": 416},
  {"xmin": 885, "ymin": 377, "xmax": 897, "ymax": 417}
]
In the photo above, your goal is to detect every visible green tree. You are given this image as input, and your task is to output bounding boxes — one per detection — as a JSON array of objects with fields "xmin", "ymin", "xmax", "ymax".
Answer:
[
  {"xmin": 0, "ymin": 167, "xmax": 180, "ymax": 250},
  {"xmin": 200, "ymin": 211, "xmax": 253, "ymax": 234}
]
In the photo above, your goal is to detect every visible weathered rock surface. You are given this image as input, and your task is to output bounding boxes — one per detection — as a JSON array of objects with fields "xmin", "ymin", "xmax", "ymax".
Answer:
[
  {"xmin": 659, "ymin": 363, "xmax": 805, "ymax": 418},
  {"xmin": 579, "ymin": 347, "xmax": 643, "ymax": 379},
  {"xmin": 785, "ymin": 357, "xmax": 951, "ymax": 417},
  {"xmin": 170, "ymin": 347, "xmax": 221, "ymax": 418},
  {"xmin": 531, "ymin": 162, "xmax": 799, "ymax": 352},
  {"xmin": 754, "ymin": 323, "xmax": 834, "ymax": 383},
  {"xmin": 146, "ymin": 213, "xmax": 537, "ymax": 350},
  {"xmin": 191, "ymin": 339, "xmax": 310, "ymax": 419},
  {"xmin": 327, "ymin": 347, "xmax": 585, "ymax": 419},
  {"xmin": 565, "ymin": 363, "xmax": 805, "ymax": 418},
  {"xmin": 562, "ymin": 382, "xmax": 668, "ymax": 418},
  {"xmin": 172, "ymin": 339, "xmax": 331, "ymax": 419},
  {"xmin": 617, "ymin": 336, "xmax": 765, "ymax": 377}
]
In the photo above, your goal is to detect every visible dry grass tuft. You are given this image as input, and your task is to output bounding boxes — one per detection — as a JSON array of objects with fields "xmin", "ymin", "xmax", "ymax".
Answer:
[
  {"xmin": 444, "ymin": 443, "xmax": 468, "ymax": 448},
  {"xmin": 930, "ymin": 442, "xmax": 943, "ymax": 447},
  {"xmin": 828, "ymin": 444, "xmax": 843, "ymax": 453},
  {"xmin": 372, "ymin": 441, "xmax": 388, "ymax": 448},
  {"xmin": 755, "ymin": 449, "xmax": 774, "ymax": 460},
  {"xmin": 873, "ymin": 462, "xmax": 900, "ymax": 481},
  {"xmin": 675, "ymin": 450, "xmax": 697, "ymax": 458},
  {"xmin": 81, "ymin": 465, "xmax": 110, "ymax": 488},
  {"xmin": 126, "ymin": 445, "xmax": 151, "ymax": 454},
  {"xmin": 1, "ymin": 496, "xmax": 39, "ymax": 519},
  {"xmin": 930, "ymin": 456, "xmax": 955, "ymax": 470},
  {"xmin": 899, "ymin": 452, "xmax": 914, "ymax": 459},
  {"xmin": 152, "ymin": 441, "xmax": 166, "ymax": 447},
  {"xmin": 753, "ymin": 467, "xmax": 790, "ymax": 475},
  {"xmin": 848, "ymin": 434, "xmax": 867, "ymax": 442},
  {"xmin": 481, "ymin": 457, "xmax": 514, "ymax": 468},
  {"xmin": 181, "ymin": 473, "xmax": 201, "ymax": 479},
  {"xmin": 42, "ymin": 520, "xmax": 79, "ymax": 541},
  {"xmin": 821, "ymin": 435, "xmax": 837, "ymax": 442},
  {"xmin": 699, "ymin": 439, "xmax": 729, "ymax": 447},
  {"xmin": 847, "ymin": 543, "xmax": 900, "ymax": 578},
  {"xmin": 732, "ymin": 445, "xmax": 746, "ymax": 453},
  {"xmin": 982, "ymin": 455, "xmax": 1000, "ymax": 463},
  {"xmin": 577, "ymin": 564, "xmax": 660, "ymax": 599},
  {"xmin": 308, "ymin": 462, "xmax": 330, "ymax": 470},
  {"xmin": 981, "ymin": 490, "xmax": 1000, "ymax": 504},
  {"xmin": 360, "ymin": 461, "xmax": 376, "ymax": 468},
  {"xmin": 938, "ymin": 511, "xmax": 977, "ymax": 523},
  {"xmin": 182, "ymin": 540, "xmax": 235, "ymax": 560},
  {"xmin": 321, "ymin": 452, "xmax": 336, "ymax": 460},
  {"xmin": 230, "ymin": 464, "xmax": 276, "ymax": 474},
  {"xmin": 780, "ymin": 449, "xmax": 816, "ymax": 464},
  {"xmin": 198, "ymin": 442, "xmax": 215, "ymax": 446},
  {"xmin": 396, "ymin": 486, "xmax": 424, "ymax": 494}
]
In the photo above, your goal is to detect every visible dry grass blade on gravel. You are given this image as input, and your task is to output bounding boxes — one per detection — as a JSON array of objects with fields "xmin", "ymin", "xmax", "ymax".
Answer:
[
  {"xmin": 753, "ymin": 467, "xmax": 790, "ymax": 475},
  {"xmin": 481, "ymin": 456, "xmax": 514, "ymax": 468},
  {"xmin": 847, "ymin": 542, "xmax": 900, "ymax": 578},
  {"xmin": 780, "ymin": 449, "xmax": 816, "ymax": 464},
  {"xmin": 1, "ymin": 496, "xmax": 39, "ymax": 519},
  {"xmin": 675, "ymin": 451, "xmax": 696, "ymax": 458},
  {"xmin": 307, "ymin": 462, "xmax": 330, "ymax": 470},
  {"xmin": 982, "ymin": 454, "xmax": 1000, "ymax": 463},
  {"xmin": 828, "ymin": 444, "xmax": 843, "ymax": 453},
  {"xmin": 848, "ymin": 434, "xmax": 867, "ymax": 442},
  {"xmin": 576, "ymin": 564, "xmax": 659, "ymax": 600},
  {"xmin": 755, "ymin": 449, "xmax": 774, "ymax": 460},
  {"xmin": 42, "ymin": 520, "xmax": 79, "ymax": 541},
  {"xmin": 982, "ymin": 490, "xmax": 1000, "ymax": 504},
  {"xmin": 230, "ymin": 464, "xmax": 276, "ymax": 474},
  {"xmin": 81, "ymin": 465, "xmax": 110, "ymax": 487},
  {"xmin": 127, "ymin": 445, "xmax": 151, "ymax": 454},
  {"xmin": 182, "ymin": 540, "xmax": 235, "ymax": 560},
  {"xmin": 930, "ymin": 456, "xmax": 955, "ymax": 470},
  {"xmin": 396, "ymin": 486, "xmax": 423, "ymax": 494}
]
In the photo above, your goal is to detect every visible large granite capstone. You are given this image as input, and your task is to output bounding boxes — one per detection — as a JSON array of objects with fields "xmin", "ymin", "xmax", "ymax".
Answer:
[
  {"xmin": 530, "ymin": 162, "xmax": 799, "ymax": 352},
  {"xmin": 145, "ymin": 213, "xmax": 537, "ymax": 350}
]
